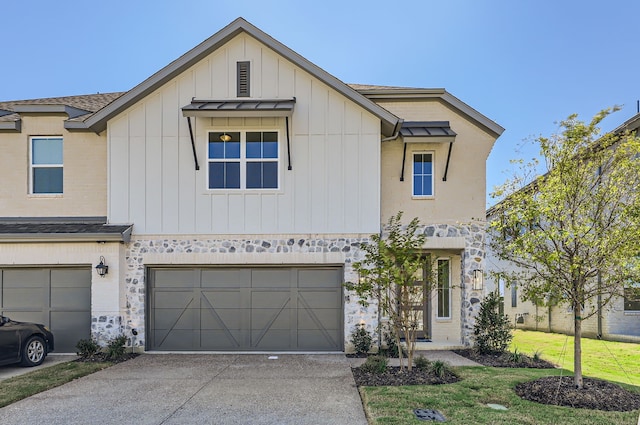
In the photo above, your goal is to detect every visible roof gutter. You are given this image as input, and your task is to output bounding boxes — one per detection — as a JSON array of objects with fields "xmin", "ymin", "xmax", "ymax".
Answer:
[{"xmin": 381, "ymin": 119, "xmax": 403, "ymax": 142}]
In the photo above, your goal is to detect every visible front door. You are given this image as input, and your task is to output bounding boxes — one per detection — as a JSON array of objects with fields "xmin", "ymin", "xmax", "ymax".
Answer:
[{"xmin": 400, "ymin": 259, "xmax": 431, "ymax": 340}]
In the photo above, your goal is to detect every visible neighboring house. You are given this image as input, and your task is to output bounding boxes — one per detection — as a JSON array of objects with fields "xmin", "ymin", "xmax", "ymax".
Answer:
[
  {"xmin": 485, "ymin": 113, "xmax": 640, "ymax": 343},
  {"xmin": 0, "ymin": 18, "xmax": 503, "ymax": 353}
]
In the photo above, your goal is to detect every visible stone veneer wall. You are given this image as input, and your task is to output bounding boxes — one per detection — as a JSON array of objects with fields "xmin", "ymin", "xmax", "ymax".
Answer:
[
  {"xmin": 122, "ymin": 236, "xmax": 376, "ymax": 349},
  {"xmin": 116, "ymin": 222, "xmax": 486, "ymax": 349},
  {"xmin": 421, "ymin": 223, "xmax": 486, "ymax": 346}
]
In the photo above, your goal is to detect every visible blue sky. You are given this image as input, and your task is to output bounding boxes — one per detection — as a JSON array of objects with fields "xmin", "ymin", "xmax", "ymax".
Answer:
[{"xmin": 3, "ymin": 1, "xmax": 638, "ymax": 206}]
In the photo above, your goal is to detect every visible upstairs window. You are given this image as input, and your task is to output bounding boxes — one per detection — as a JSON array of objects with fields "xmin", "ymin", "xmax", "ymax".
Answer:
[
  {"xmin": 30, "ymin": 136, "xmax": 63, "ymax": 194},
  {"xmin": 208, "ymin": 131, "xmax": 279, "ymax": 190},
  {"xmin": 413, "ymin": 152, "xmax": 433, "ymax": 197}
]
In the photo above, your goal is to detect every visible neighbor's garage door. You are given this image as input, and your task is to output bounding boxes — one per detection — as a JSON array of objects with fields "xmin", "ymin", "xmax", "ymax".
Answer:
[
  {"xmin": 0, "ymin": 268, "xmax": 91, "ymax": 352},
  {"xmin": 148, "ymin": 267, "xmax": 343, "ymax": 351}
]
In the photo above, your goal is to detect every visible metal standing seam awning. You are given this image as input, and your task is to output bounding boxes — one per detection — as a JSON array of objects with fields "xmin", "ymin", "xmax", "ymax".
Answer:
[
  {"xmin": 397, "ymin": 121, "xmax": 457, "ymax": 182},
  {"xmin": 181, "ymin": 98, "xmax": 296, "ymax": 170}
]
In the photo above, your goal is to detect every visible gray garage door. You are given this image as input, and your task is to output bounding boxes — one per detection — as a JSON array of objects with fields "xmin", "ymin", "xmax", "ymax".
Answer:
[
  {"xmin": 148, "ymin": 267, "xmax": 343, "ymax": 351},
  {"xmin": 0, "ymin": 268, "xmax": 91, "ymax": 353}
]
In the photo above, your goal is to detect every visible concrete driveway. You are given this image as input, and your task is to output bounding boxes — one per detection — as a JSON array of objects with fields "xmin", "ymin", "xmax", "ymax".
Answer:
[{"xmin": 0, "ymin": 354, "xmax": 368, "ymax": 425}]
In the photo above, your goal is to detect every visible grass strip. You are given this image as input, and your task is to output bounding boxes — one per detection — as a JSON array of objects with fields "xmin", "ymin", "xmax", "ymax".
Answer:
[
  {"xmin": 0, "ymin": 361, "xmax": 112, "ymax": 408},
  {"xmin": 361, "ymin": 367, "xmax": 640, "ymax": 425}
]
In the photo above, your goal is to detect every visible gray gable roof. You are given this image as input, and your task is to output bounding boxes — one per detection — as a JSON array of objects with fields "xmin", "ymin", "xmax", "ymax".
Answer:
[
  {"xmin": 0, "ymin": 92, "xmax": 125, "ymax": 131},
  {"xmin": 0, "ymin": 217, "xmax": 132, "ymax": 242},
  {"xmin": 84, "ymin": 17, "xmax": 400, "ymax": 136},
  {"xmin": 350, "ymin": 84, "xmax": 505, "ymax": 139}
]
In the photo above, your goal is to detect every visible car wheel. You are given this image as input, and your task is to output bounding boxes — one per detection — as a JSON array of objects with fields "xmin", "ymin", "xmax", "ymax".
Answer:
[{"xmin": 21, "ymin": 336, "xmax": 46, "ymax": 367}]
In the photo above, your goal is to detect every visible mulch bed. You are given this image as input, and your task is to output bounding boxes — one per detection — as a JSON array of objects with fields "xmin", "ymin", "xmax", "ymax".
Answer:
[
  {"xmin": 352, "ymin": 366, "xmax": 459, "ymax": 387},
  {"xmin": 516, "ymin": 376, "xmax": 640, "ymax": 411},
  {"xmin": 452, "ymin": 349, "xmax": 555, "ymax": 368}
]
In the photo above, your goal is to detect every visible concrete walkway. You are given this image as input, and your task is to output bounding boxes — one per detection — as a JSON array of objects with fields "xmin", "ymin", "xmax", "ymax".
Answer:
[
  {"xmin": 347, "ymin": 350, "xmax": 481, "ymax": 367},
  {"xmin": 0, "ymin": 354, "xmax": 367, "ymax": 425},
  {"xmin": 0, "ymin": 354, "xmax": 78, "ymax": 381}
]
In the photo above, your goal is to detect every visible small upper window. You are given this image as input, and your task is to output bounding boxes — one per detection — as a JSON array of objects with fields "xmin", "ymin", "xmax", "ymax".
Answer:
[
  {"xmin": 413, "ymin": 153, "xmax": 433, "ymax": 197},
  {"xmin": 30, "ymin": 137, "xmax": 63, "ymax": 194},
  {"xmin": 208, "ymin": 131, "xmax": 279, "ymax": 190}
]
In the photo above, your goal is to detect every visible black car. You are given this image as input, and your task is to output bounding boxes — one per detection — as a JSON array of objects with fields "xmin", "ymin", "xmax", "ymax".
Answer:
[{"xmin": 0, "ymin": 315, "xmax": 55, "ymax": 367}]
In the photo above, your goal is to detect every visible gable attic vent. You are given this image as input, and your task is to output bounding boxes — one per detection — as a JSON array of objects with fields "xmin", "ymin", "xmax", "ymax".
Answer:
[{"xmin": 237, "ymin": 61, "xmax": 250, "ymax": 97}]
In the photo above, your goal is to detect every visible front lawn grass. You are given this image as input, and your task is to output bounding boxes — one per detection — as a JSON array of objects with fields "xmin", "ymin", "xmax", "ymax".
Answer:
[
  {"xmin": 360, "ymin": 367, "xmax": 640, "ymax": 424},
  {"xmin": 0, "ymin": 361, "xmax": 112, "ymax": 408},
  {"xmin": 511, "ymin": 330, "xmax": 640, "ymax": 386}
]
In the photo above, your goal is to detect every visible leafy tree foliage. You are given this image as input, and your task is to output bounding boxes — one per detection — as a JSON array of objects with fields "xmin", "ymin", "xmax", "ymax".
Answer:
[
  {"xmin": 346, "ymin": 212, "xmax": 427, "ymax": 371},
  {"xmin": 473, "ymin": 291, "xmax": 513, "ymax": 354},
  {"xmin": 490, "ymin": 108, "xmax": 640, "ymax": 388}
]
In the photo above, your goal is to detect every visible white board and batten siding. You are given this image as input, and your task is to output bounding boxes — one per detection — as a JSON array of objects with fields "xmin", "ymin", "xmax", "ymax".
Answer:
[{"xmin": 108, "ymin": 34, "xmax": 381, "ymax": 236}]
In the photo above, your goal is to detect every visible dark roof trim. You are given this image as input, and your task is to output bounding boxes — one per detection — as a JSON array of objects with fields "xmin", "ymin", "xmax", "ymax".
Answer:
[
  {"xmin": 0, "ymin": 109, "xmax": 13, "ymax": 118},
  {"xmin": 0, "ymin": 217, "xmax": 132, "ymax": 243},
  {"xmin": 11, "ymin": 104, "xmax": 92, "ymax": 119},
  {"xmin": 182, "ymin": 98, "xmax": 295, "ymax": 118},
  {"xmin": 84, "ymin": 18, "xmax": 399, "ymax": 136},
  {"xmin": 0, "ymin": 120, "xmax": 21, "ymax": 132},
  {"xmin": 400, "ymin": 121, "xmax": 457, "ymax": 143},
  {"xmin": 354, "ymin": 87, "xmax": 504, "ymax": 138}
]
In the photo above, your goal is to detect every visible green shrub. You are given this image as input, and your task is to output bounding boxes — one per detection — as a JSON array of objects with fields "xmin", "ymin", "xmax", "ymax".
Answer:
[
  {"xmin": 430, "ymin": 360, "xmax": 452, "ymax": 378},
  {"xmin": 75, "ymin": 338, "xmax": 101, "ymax": 358},
  {"xmin": 360, "ymin": 355, "xmax": 388, "ymax": 374},
  {"xmin": 378, "ymin": 325, "xmax": 405, "ymax": 358},
  {"xmin": 509, "ymin": 347, "xmax": 523, "ymax": 363},
  {"xmin": 104, "ymin": 335, "xmax": 128, "ymax": 361},
  {"xmin": 532, "ymin": 349, "xmax": 542, "ymax": 361},
  {"xmin": 414, "ymin": 355, "xmax": 431, "ymax": 370},
  {"xmin": 350, "ymin": 324, "xmax": 373, "ymax": 355},
  {"xmin": 473, "ymin": 291, "xmax": 513, "ymax": 354}
]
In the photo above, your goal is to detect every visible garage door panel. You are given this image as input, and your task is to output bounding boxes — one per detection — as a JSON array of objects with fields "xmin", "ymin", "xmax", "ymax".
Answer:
[
  {"xmin": 200, "ymin": 307, "xmax": 243, "ymax": 330},
  {"xmin": 3, "ymin": 288, "xmax": 45, "ymax": 308},
  {"xmin": 1, "ymin": 267, "xmax": 90, "ymax": 353},
  {"xmin": 154, "ymin": 329, "xmax": 198, "ymax": 350},
  {"xmin": 298, "ymin": 330, "xmax": 339, "ymax": 350},
  {"xmin": 298, "ymin": 309, "xmax": 341, "ymax": 329},
  {"xmin": 252, "ymin": 329, "xmax": 291, "ymax": 349},
  {"xmin": 50, "ymin": 269, "xmax": 91, "ymax": 287},
  {"xmin": 51, "ymin": 288, "xmax": 90, "ymax": 309},
  {"xmin": 153, "ymin": 269, "xmax": 196, "ymax": 288},
  {"xmin": 251, "ymin": 291, "xmax": 290, "ymax": 309},
  {"xmin": 153, "ymin": 308, "xmax": 198, "ymax": 330},
  {"xmin": 201, "ymin": 269, "xmax": 250, "ymax": 288},
  {"xmin": 201, "ymin": 290, "xmax": 242, "ymax": 309},
  {"xmin": 154, "ymin": 291, "xmax": 193, "ymax": 309},
  {"xmin": 298, "ymin": 269, "xmax": 342, "ymax": 288},
  {"xmin": 2, "ymin": 269, "xmax": 47, "ymax": 288},
  {"xmin": 251, "ymin": 309, "xmax": 292, "ymax": 330},
  {"xmin": 200, "ymin": 330, "xmax": 242, "ymax": 349},
  {"xmin": 149, "ymin": 267, "xmax": 342, "ymax": 351},
  {"xmin": 251, "ymin": 269, "xmax": 291, "ymax": 288},
  {"xmin": 299, "ymin": 291, "xmax": 341, "ymax": 308},
  {"xmin": 51, "ymin": 311, "xmax": 90, "ymax": 349}
]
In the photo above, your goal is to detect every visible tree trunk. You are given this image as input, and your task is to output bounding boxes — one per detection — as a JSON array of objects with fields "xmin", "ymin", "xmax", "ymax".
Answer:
[{"xmin": 573, "ymin": 305, "xmax": 583, "ymax": 389}]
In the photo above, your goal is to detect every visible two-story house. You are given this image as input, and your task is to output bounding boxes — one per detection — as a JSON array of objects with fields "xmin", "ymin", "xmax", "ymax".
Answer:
[
  {"xmin": 0, "ymin": 18, "xmax": 503, "ymax": 353},
  {"xmin": 485, "ymin": 112, "xmax": 640, "ymax": 343}
]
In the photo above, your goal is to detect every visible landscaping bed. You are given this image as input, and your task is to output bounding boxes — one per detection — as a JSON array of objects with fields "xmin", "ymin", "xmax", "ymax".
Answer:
[
  {"xmin": 516, "ymin": 376, "xmax": 640, "ymax": 412},
  {"xmin": 452, "ymin": 348, "xmax": 555, "ymax": 368},
  {"xmin": 352, "ymin": 365, "xmax": 459, "ymax": 387}
]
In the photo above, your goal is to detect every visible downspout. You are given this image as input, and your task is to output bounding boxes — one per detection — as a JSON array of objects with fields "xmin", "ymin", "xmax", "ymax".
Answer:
[
  {"xmin": 380, "ymin": 119, "xmax": 403, "ymax": 142},
  {"xmin": 597, "ymin": 271, "xmax": 603, "ymax": 338}
]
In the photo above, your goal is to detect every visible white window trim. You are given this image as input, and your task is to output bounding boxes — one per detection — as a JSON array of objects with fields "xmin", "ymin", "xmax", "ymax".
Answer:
[
  {"xmin": 436, "ymin": 257, "xmax": 451, "ymax": 320},
  {"xmin": 29, "ymin": 136, "xmax": 63, "ymax": 195},
  {"xmin": 206, "ymin": 129, "xmax": 281, "ymax": 192},
  {"xmin": 412, "ymin": 150, "xmax": 435, "ymax": 199}
]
